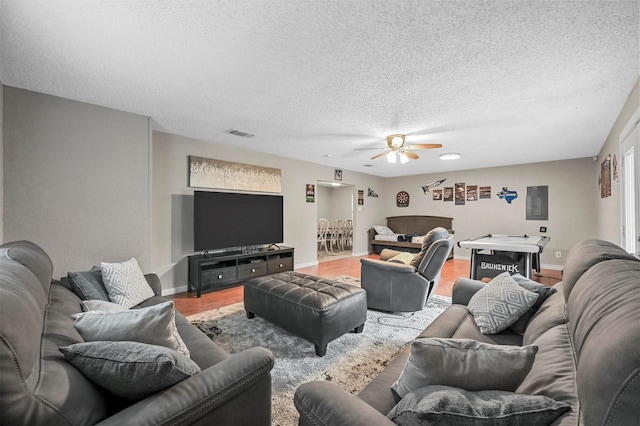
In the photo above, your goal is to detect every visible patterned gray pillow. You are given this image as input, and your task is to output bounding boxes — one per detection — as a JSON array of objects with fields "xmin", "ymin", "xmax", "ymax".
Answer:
[
  {"xmin": 101, "ymin": 258, "xmax": 155, "ymax": 308},
  {"xmin": 468, "ymin": 272, "xmax": 539, "ymax": 334},
  {"xmin": 60, "ymin": 341, "xmax": 200, "ymax": 400},
  {"xmin": 67, "ymin": 266, "xmax": 110, "ymax": 301},
  {"xmin": 392, "ymin": 338, "xmax": 538, "ymax": 398},
  {"xmin": 72, "ymin": 301, "xmax": 190, "ymax": 357},
  {"xmin": 388, "ymin": 385, "xmax": 570, "ymax": 426},
  {"xmin": 508, "ymin": 274, "xmax": 557, "ymax": 335}
]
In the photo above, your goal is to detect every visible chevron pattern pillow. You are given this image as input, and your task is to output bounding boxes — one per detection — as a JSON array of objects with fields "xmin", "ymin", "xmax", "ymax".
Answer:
[
  {"xmin": 101, "ymin": 258, "xmax": 155, "ymax": 308},
  {"xmin": 468, "ymin": 272, "xmax": 539, "ymax": 334}
]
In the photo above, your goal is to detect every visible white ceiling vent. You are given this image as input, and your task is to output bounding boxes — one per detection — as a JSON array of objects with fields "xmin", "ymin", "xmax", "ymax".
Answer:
[{"xmin": 228, "ymin": 129, "xmax": 255, "ymax": 138}]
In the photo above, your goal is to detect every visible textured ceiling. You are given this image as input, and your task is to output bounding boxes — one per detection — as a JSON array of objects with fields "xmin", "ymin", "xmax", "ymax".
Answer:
[{"xmin": 1, "ymin": 1, "xmax": 638, "ymax": 177}]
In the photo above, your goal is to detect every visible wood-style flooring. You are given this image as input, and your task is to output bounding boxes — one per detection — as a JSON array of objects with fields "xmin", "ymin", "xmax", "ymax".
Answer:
[{"xmin": 170, "ymin": 255, "xmax": 562, "ymax": 317}]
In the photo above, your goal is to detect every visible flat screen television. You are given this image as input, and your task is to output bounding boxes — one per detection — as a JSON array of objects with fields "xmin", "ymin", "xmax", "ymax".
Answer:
[{"xmin": 193, "ymin": 190, "xmax": 284, "ymax": 251}]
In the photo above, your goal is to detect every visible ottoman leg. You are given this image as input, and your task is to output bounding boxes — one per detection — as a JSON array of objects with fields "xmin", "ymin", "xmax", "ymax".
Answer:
[
  {"xmin": 246, "ymin": 311, "xmax": 255, "ymax": 319},
  {"xmin": 315, "ymin": 344, "xmax": 327, "ymax": 357},
  {"xmin": 353, "ymin": 324, "xmax": 364, "ymax": 333}
]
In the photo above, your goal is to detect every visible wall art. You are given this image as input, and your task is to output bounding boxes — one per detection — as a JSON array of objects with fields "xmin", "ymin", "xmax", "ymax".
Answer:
[
  {"xmin": 367, "ymin": 187, "xmax": 379, "ymax": 197},
  {"xmin": 358, "ymin": 190, "xmax": 364, "ymax": 205},
  {"xmin": 433, "ymin": 189, "xmax": 443, "ymax": 200},
  {"xmin": 600, "ymin": 155, "xmax": 611, "ymax": 198},
  {"xmin": 497, "ymin": 187, "xmax": 518, "ymax": 204},
  {"xmin": 396, "ymin": 191, "xmax": 410, "ymax": 207},
  {"xmin": 306, "ymin": 184, "xmax": 315, "ymax": 202},
  {"xmin": 613, "ymin": 154, "xmax": 619, "ymax": 183},
  {"xmin": 455, "ymin": 183, "xmax": 465, "ymax": 205},
  {"xmin": 467, "ymin": 185, "xmax": 478, "ymax": 201},
  {"xmin": 189, "ymin": 156, "xmax": 281, "ymax": 193},
  {"xmin": 479, "ymin": 186, "xmax": 492, "ymax": 199},
  {"xmin": 334, "ymin": 169, "xmax": 343, "ymax": 181},
  {"xmin": 422, "ymin": 178, "xmax": 447, "ymax": 194},
  {"xmin": 443, "ymin": 187, "xmax": 453, "ymax": 202}
]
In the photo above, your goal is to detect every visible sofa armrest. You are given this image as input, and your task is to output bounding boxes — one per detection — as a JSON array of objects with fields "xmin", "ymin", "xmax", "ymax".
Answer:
[
  {"xmin": 360, "ymin": 258, "xmax": 416, "ymax": 273},
  {"xmin": 452, "ymin": 277, "xmax": 486, "ymax": 305},
  {"xmin": 295, "ymin": 382, "xmax": 395, "ymax": 426},
  {"xmin": 144, "ymin": 273, "xmax": 163, "ymax": 297},
  {"xmin": 95, "ymin": 347, "xmax": 274, "ymax": 426}
]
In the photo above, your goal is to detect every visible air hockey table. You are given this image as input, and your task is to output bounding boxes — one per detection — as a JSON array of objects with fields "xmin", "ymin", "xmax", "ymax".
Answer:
[{"xmin": 457, "ymin": 234, "xmax": 550, "ymax": 280}]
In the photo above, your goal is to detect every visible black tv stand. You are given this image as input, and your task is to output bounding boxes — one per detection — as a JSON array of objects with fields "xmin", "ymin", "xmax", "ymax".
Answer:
[{"xmin": 188, "ymin": 246, "xmax": 294, "ymax": 297}]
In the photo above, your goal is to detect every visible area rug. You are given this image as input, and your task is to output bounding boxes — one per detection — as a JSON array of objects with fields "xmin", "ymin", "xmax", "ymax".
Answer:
[{"xmin": 188, "ymin": 278, "xmax": 451, "ymax": 426}]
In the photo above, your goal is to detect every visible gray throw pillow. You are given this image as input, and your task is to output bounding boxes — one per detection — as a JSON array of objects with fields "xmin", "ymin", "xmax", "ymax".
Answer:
[
  {"xmin": 468, "ymin": 272, "xmax": 539, "ymax": 334},
  {"xmin": 508, "ymin": 274, "xmax": 557, "ymax": 335},
  {"xmin": 60, "ymin": 341, "xmax": 201, "ymax": 400},
  {"xmin": 391, "ymin": 338, "xmax": 538, "ymax": 398},
  {"xmin": 101, "ymin": 258, "xmax": 155, "ymax": 308},
  {"xmin": 80, "ymin": 299, "xmax": 129, "ymax": 313},
  {"xmin": 72, "ymin": 301, "xmax": 190, "ymax": 357},
  {"xmin": 410, "ymin": 227, "xmax": 449, "ymax": 268},
  {"xmin": 387, "ymin": 385, "xmax": 570, "ymax": 426},
  {"xmin": 67, "ymin": 266, "xmax": 110, "ymax": 301}
]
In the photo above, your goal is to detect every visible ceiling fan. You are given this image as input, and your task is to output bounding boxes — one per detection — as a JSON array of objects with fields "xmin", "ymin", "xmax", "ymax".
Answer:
[{"xmin": 355, "ymin": 134, "xmax": 443, "ymax": 165}]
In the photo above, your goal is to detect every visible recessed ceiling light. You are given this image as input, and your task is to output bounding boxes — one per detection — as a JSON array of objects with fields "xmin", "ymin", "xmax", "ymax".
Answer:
[
  {"xmin": 439, "ymin": 152, "xmax": 461, "ymax": 160},
  {"xmin": 228, "ymin": 129, "xmax": 255, "ymax": 138},
  {"xmin": 362, "ymin": 164, "xmax": 374, "ymax": 167},
  {"xmin": 322, "ymin": 154, "xmax": 333, "ymax": 158}
]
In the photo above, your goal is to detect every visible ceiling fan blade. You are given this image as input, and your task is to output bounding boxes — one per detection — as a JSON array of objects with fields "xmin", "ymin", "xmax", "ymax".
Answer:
[
  {"xmin": 370, "ymin": 152, "xmax": 387, "ymax": 160},
  {"xmin": 403, "ymin": 150, "xmax": 420, "ymax": 160},
  {"xmin": 354, "ymin": 147, "xmax": 385, "ymax": 151},
  {"xmin": 405, "ymin": 143, "xmax": 443, "ymax": 150}
]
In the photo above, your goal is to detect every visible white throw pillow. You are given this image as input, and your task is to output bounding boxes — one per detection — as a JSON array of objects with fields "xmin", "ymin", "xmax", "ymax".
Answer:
[
  {"xmin": 72, "ymin": 301, "xmax": 190, "ymax": 357},
  {"xmin": 373, "ymin": 225, "xmax": 394, "ymax": 235},
  {"xmin": 468, "ymin": 272, "xmax": 539, "ymax": 334},
  {"xmin": 101, "ymin": 258, "xmax": 155, "ymax": 308}
]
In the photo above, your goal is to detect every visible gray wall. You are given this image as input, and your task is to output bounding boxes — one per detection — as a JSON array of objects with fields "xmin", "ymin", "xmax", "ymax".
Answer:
[
  {"xmin": 151, "ymin": 131, "xmax": 386, "ymax": 293},
  {"xmin": 3, "ymin": 87, "xmax": 151, "ymax": 277},
  {"xmin": 596, "ymin": 78, "xmax": 639, "ymax": 243},
  {"xmin": 381, "ymin": 158, "xmax": 597, "ymax": 268}
]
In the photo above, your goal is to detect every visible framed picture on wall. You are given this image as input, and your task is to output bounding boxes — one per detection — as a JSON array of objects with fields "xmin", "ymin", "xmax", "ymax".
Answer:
[
  {"xmin": 306, "ymin": 184, "xmax": 315, "ymax": 202},
  {"xmin": 334, "ymin": 169, "xmax": 343, "ymax": 181}
]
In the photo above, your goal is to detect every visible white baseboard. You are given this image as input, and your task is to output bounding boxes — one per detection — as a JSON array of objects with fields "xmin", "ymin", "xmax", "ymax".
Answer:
[
  {"xmin": 161, "ymin": 285, "xmax": 188, "ymax": 297},
  {"xmin": 352, "ymin": 251, "xmax": 369, "ymax": 257},
  {"xmin": 295, "ymin": 260, "xmax": 318, "ymax": 268}
]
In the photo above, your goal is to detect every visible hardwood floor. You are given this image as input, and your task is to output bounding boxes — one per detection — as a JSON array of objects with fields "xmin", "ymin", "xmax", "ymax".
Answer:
[{"xmin": 169, "ymin": 255, "xmax": 562, "ymax": 317}]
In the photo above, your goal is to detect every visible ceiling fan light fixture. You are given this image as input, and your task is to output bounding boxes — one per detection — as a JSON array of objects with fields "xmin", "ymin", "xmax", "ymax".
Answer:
[
  {"xmin": 386, "ymin": 151, "xmax": 397, "ymax": 163},
  {"xmin": 439, "ymin": 152, "xmax": 461, "ymax": 160},
  {"xmin": 387, "ymin": 134, "xmax": 405, "ymax": 148},
  {"xmin": 399, "ymin": 152, "xmax": 409, "ymax": 164}
]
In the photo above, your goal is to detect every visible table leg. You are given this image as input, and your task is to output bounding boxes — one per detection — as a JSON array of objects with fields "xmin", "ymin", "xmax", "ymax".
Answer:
[{"xmin": 469, "ymin": 249, "xmax": 478, "ymax": 280}]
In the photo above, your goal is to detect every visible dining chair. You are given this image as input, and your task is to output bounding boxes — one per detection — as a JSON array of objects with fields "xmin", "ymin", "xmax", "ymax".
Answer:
[
  {"xmin": 341, "ymin": 219, "xmax": 353, "ymax": 249},
  {"xmin": 330, "ymin": 219, "xmax": 343, "ymax": 251},
  {"xmin": 317, "ymin": 218, "xmax": 330, "ymax": 253}
]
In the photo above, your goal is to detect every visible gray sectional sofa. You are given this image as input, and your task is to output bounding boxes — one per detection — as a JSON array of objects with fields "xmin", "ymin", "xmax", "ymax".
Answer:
[
  {"xmin": 0, "ymin": 240, "xmax": 274, "ymax": 425},
  {"xmin": 295, "ymin": 239, "xmax": 640, "ymax": 425}
]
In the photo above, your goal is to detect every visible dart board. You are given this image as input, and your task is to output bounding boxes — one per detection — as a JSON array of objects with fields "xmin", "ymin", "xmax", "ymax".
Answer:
[{"xmin": 396, "ymin": 191, "xmax": 410, "ymax": 207}]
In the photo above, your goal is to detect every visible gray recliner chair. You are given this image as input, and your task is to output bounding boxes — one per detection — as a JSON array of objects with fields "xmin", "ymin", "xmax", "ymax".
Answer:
[{"xmin": 360, "ymin": 227, "xmax": 454, "ymax": 312}]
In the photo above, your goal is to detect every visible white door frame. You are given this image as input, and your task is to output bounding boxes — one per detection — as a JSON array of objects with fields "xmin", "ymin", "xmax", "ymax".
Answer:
[{"xmin": 619, "ymin": 107, "xmax": 640, "ymax": 253}]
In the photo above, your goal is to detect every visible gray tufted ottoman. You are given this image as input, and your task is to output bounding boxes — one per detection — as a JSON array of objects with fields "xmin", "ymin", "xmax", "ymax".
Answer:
[{"xmin": 244, "ymin": 271, "xmax": 367, "ymax": 356}]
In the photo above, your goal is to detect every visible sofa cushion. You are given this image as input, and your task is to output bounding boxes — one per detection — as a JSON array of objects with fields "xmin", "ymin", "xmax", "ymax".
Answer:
[
  {"xmin": 67, "ymin": 266, "xmax": 110, "ymax": 301},
  {"xmin": 522, "ymin": 283, "xmax": 567, "ymax": 345},
  {"xmin": 387, "ymin": 252, "xmax": 415, "ymax": 265},
  {"xmin": 73, "ymin": 300, "xmax": 190, "ymax": 357},
  {"xmin": 561, "ymin": 239, "xmax": 638, "ymax": 301},
  {"xmin": 387, "ymin": 385, "xmax": 570, "ymax": 426},
  {"xmin": 60, "ymin": 341, "xmax": 201, "ymax": 400},
  {"xmin": 468, "ymin": 272, "xmax": 538, "ymax": 334},
  {"xmin": 508, "ymin": 274, "xmax": 556, "ymax": 335},
  {"xmin": 101, "ymin": 258, "xmax": 155, "ymax": 308},
  {"xmin": 391, "ymin": 338, "xmax": 537, "ymax": 398}
]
